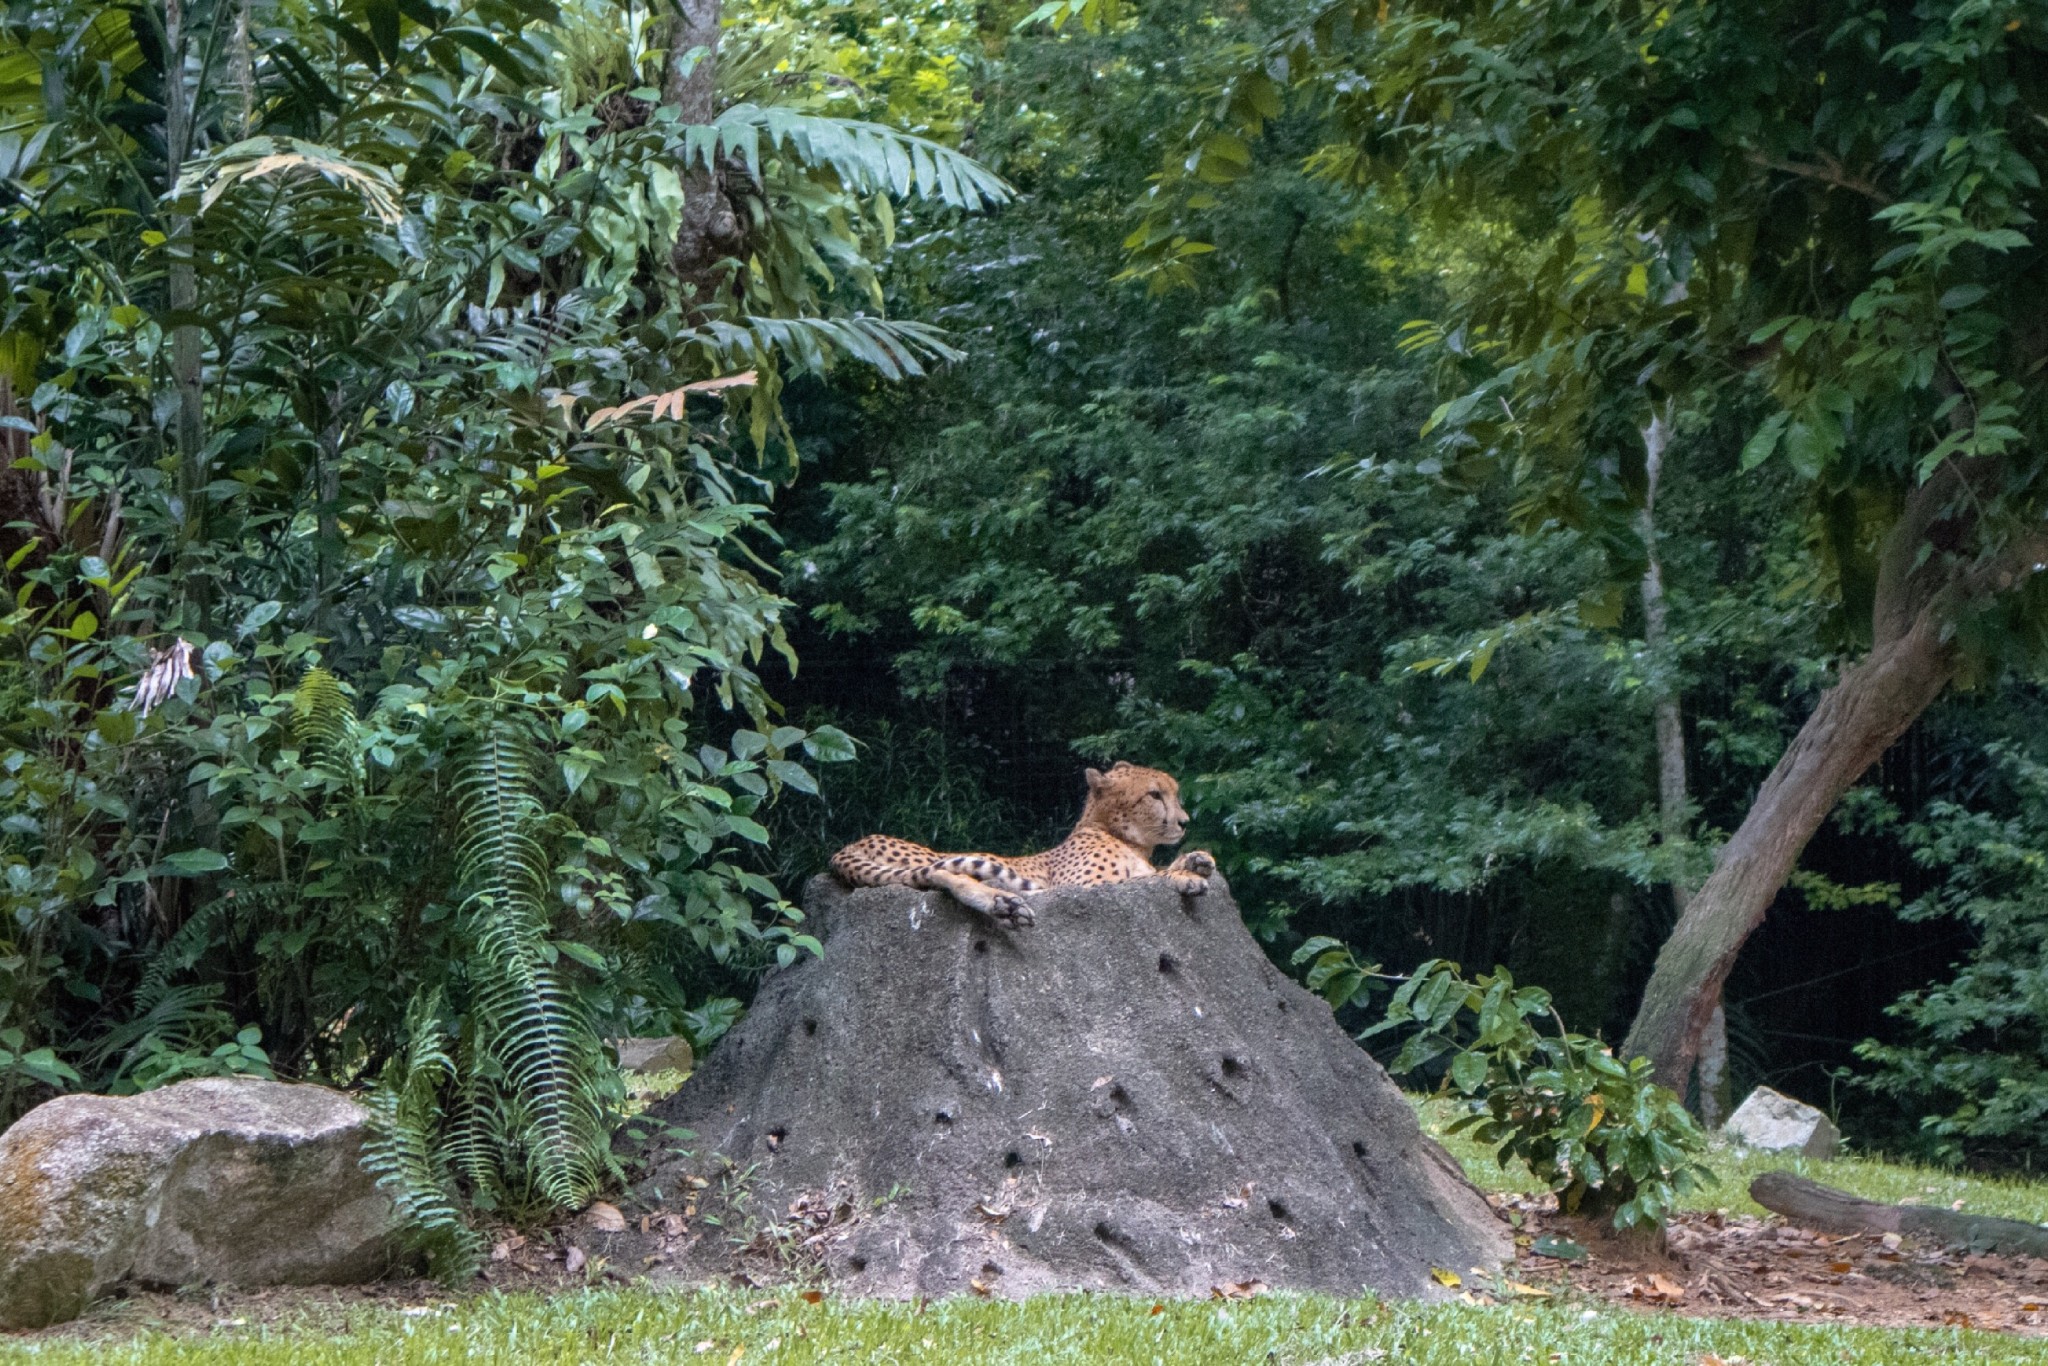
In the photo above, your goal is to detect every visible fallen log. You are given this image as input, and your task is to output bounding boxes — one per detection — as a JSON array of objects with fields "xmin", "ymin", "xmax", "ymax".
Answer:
[{"xmin": 1750, "ymin": 1172, "xmax": 2048, "ymax": 1256}]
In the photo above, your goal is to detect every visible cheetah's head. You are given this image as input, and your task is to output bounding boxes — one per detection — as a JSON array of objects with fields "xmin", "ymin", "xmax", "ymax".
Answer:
[{"xmin": 1082, "ymin": 761, "xmax": 1190, "ymax": 851}]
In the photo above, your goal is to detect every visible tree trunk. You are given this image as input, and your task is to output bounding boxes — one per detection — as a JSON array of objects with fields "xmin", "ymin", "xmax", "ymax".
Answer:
[
  {"xmin": 1620, "ymin": 446, "xmax": 2048, "ymax": 1092},
  {"xmin": 662, "ymin": 0, "xmax": 743, "ymax": 306},
  {"xmin": 1635, "ymin": 410, "xmax": 1730, "ymax": 1121},
  {"xmin": 163, "ymin": 0, "xmax": 208, "ymax": 621},
  {"xmin": 1620, "ymin": 611, "xmax": 1955, "ymax": 1089},
  {"xmin": 1751, "ymin": 1173, "xmax": 2048, "ymax": 1255}
]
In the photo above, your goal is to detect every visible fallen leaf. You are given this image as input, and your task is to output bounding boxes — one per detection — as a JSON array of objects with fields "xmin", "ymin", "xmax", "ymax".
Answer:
[
  {"xmin": 1645, "ymin": 1273, "xmax": 1686, "ymax": 1303},
  {"xmin": 969, "ymin": 1278, "xmax": 993, "ymax": 1296},
  {"xmin": 745, "ymin": 1299, "xmax": 780, "ymax": 1314},
  {"xmin": 2022, "ymin": 1301, "xmax": 2042, "ymax": 1312},
  {"xmin": 1881, "ymin": 1232, "xmax": 1903, "ymax": 1251},
  {"xmin": 800, "ymin": 1290, "xmax": 825, "ymax": 1305},
  {"xmin": 584, "ymin": 1200, "xmax": 627, "ymax": 1232},
  {"xmin": 1505, "ymin": 1281, "xmax": 1554, "ymax": 1298},
  {"xmin": 726, "ymin": 1346, "xmax": 746, "ymax": 1366},
  {"xmin": 1942, "ymin": 1310, "xmax": 1975, "ymax": 1329},
  {"xmin": 1208, "ymin": 1279, "xmax": 1269, "ymax": 1300},
  {"xmin": 491, "ymin": 1234, "xmax": 526, "ymax": 1261},
  {"xmin": 1828, "ymin": 1260, "xmax": 1852, "ymax": 1274},
  {"xmin": 564, "ymin": 1245, "xmax": 587, "ymax": 1275},
  {"xmin": 1091, "ymin": 1076, "xmax": 1113, "ymax": 1089},
  {"xmin": 1149, "ymin": 1303, "xmax": 1164, "ymax": 1315},
  {"xmin": 1430, "ymin": 1267, "xmax": 1462, "ymax": 1288},
  {"xmin": 1529, "ymin": 1234, "xmax": 1587, "ymax": 1262}
]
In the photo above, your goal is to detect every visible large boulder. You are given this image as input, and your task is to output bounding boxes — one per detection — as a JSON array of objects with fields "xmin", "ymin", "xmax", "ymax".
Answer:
[
  {"xmin": 0, "ymin": 1077, "xmax": 399, "ymax": 1329},
  {"xmin": 633, "ymin": 875, "xmax": 1510, "ymax": 1298}
]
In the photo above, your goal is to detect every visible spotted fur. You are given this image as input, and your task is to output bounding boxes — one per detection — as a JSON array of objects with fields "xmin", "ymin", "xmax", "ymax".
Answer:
[{"xmin": 829, "ymin": 761, "xmax": 1216, "ymax": 928}]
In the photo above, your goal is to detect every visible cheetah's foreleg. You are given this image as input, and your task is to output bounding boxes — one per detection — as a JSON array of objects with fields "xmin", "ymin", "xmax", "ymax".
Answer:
[{"xmin": 912, "ymin": 868, "xmax": 1036, "ymax": 929}]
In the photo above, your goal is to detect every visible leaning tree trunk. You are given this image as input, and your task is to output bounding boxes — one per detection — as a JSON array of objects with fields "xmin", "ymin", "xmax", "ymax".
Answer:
[
  {"xmin": 1621, "ymin": 610, "xmax": 1955, "ymax": 1090},
  {"xmin": 1621, "ymin": 447, "xmax": 2048, "ymax": 1091}
]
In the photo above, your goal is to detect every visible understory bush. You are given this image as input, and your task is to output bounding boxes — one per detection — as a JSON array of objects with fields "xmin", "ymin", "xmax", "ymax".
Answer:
[
  {"xmin": 1856, "ymin": 745, "xmax": 2048, "ymax": 1169},
  {"xmin": 1294, "ymin": 939, "xmax": 1713, "ymax": 1228}
]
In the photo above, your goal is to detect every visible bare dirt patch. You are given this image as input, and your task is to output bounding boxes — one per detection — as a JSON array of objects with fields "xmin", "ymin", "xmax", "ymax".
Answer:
[{"xmin": 1497, "ymin": 1192, "xmax": 2048, "ymax": 1336}]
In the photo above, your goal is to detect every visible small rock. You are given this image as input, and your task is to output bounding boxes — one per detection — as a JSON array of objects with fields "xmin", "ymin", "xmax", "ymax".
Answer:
[
  {"xmin": 0, "ymin": 1078, "xmax": 400, "ymax": 1329},
  {"xmin": 612, "ymin": 1036, "xmax": 695, "ymax": 1074},
  {"xmin": 1724, "ymin": 1086, "xmax": 1840, "ymax": 1159}
]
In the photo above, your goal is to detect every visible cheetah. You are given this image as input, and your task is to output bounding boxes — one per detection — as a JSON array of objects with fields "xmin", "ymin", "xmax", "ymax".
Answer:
[{"xmin": 829, "ymin": 761, "xmax": 1217, "ymax": 929}]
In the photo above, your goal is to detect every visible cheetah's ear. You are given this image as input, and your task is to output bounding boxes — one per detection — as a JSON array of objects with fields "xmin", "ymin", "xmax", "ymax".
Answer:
[
  {"xmin": 1085, "ymin": 767, "xmax": 1106, "ymax": 790},
  {"xmin": 1110, "ymin": 760, "xmax": 1132, "ymax": 771}
]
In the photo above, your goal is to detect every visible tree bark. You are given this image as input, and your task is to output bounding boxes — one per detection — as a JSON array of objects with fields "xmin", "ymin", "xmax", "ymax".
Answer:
[
  {"xmin": 1621, "ymin": 610, "xmax": 1955, "ymax": 1089},
  {"xmin": 1633, "ymin": 410, "xmax": 1728, "ymax": 1122},
  {"xmin": 1751, "ymin": 1173, "xmax": 2048, "ymax": 1255},
  {"xmin": 163, "ymin": 0, "xmax": 208, "ymax": 620},
  {"xmin": 662, "ymin": 0, "xmax": 743, "ymax": 307}
]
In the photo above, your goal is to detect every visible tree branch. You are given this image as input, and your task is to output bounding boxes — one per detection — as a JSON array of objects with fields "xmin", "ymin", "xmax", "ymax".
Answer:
[{"xmin": 1744, "ymin": 150, "xmax": 1892, "ymax": 205}]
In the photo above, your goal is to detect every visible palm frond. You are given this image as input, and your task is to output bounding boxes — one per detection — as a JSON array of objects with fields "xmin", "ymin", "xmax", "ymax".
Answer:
[{"xmin": 698, "ymin": 105, "xmax": 1012, "ymax": 211}]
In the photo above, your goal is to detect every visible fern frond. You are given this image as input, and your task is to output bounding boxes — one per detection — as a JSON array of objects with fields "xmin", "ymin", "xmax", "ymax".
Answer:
[
  {"xmin": 292, "ymin": 665, "xmax": 364, "ymax": 794},
  {"xmin": 361, "ymin": 991, "xmax": 484, "ymax": 1282},
  {"xmin": 454, "ymin": 717, "xmax": 609, "ymax": 1212}
]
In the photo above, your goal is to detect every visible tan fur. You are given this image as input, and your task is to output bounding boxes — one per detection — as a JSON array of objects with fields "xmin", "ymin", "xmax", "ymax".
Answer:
[{"xmin": 829, "ymin": 761, "xmax": 1215, "ymax": 928}]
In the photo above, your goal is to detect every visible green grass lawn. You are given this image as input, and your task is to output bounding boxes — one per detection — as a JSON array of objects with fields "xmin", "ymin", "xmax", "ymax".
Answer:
[
  {"xmin": 7, "ymin": 1287, "xmax": 2047, "ymax": 1365},
  {"xmin": 5, "ymin": 1093, "xmax": 2046, "ymax": 1364}
]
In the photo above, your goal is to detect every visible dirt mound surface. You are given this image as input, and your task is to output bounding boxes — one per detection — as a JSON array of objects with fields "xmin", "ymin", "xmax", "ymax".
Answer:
[{"xmin": 629, "ymin": 875, "xmax": 1509, "ymax": 1298}]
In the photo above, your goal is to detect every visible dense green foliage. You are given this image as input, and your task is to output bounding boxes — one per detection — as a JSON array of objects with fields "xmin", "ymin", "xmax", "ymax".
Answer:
[
  {"xmin": 1857, "ymin": 743, "xmax": 2048, "ymax": 1167},
  {"xmin": 0, "ymin": 0, "xmax": 1000, "ymax": 1231},
  {"xmin": 770, "ymin": 0, "xmax": 2048, "ymax": 1158}
]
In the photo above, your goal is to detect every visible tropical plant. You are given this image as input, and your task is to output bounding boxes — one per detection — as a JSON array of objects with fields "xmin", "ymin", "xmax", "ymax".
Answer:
[
  {"xmin": 0, "ymin": 0, "xmax": 1005, "ymax": 1252},
  {"xmin": 1294, "ymin": 940, "xmax": 1713, "ymax": 1229}
]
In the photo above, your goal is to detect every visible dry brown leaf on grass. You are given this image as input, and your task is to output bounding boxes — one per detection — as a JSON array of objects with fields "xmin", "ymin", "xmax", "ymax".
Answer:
[{"xmin": 1208, "ymin": 1279, "xmax": 1269, "ymax": 1300}]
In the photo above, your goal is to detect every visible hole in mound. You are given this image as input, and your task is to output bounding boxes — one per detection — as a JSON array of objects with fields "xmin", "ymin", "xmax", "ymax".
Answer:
[
  {"xmin": 1109, "ymin": 1084, "xmax": 1132, "ymax": 1112},
  {"xmin": 1275, "ymin": 998, "xmax": 1288, "ymax": 1013},
  {"xmin": 848, "ymin": 1255, "xmax": 868, "ymax": 1273},
  {"xmin": 1157, "ymin": 953, "xmax": 1178, "ymax": 974},
  {"xmin": 802, "ymin": 1019, "xmax": 818, "ymax": 1036},
  {"xmin": 767, "ymin": 1126, "xmax": 788, "ymax": 1150},
  {"xmin": 1268, "ymin": 1198, "xmax": 1290, "ymax": 1221},
  {"xmin": 1220, "ymin": 1056, "xmax": 1244, "ymax": 1078},
  {"xmin": 1352, "ymin": 1140, "xmax": 1369, "ymax": 1159},
  {"xmin": 973, "ymin": 940, "xmax": 989, "ymax": 954},
  {"xmin": 935, "ymin": 1110, "xmax": 953, "ymax": 1126},
  {"xmin": 1003, "ymin": 1150, "xmax": 1024, "ymax": 1169}
]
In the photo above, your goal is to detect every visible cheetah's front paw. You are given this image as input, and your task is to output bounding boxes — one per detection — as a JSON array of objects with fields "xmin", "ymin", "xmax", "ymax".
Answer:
[
  {"xmin": 1171, "ymin": 850, "xmax": 1217, "ymax": 879},
  {"xmin": 988, "ymin": 894, "xmax": 1036, "ymax": 929}
]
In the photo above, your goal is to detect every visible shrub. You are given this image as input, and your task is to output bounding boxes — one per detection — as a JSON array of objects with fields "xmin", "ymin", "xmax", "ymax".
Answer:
[{"xmin": 1294, "ymin": 940, "xmax": 1713, "ymax": 1228}]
